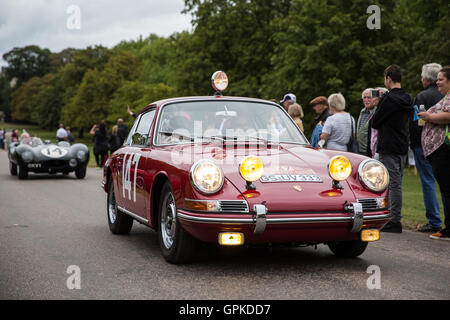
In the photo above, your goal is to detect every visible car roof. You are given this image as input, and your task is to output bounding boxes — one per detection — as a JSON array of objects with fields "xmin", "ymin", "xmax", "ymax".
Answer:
[{"xmin": 138, "ymin": 96, "xmax": 280, "ymax": 115}]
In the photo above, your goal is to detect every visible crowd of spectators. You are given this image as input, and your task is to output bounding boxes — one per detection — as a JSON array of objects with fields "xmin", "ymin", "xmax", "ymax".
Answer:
[{"xmin": 281, "ymin": 63, "xmax": 450, "ymax": 240}]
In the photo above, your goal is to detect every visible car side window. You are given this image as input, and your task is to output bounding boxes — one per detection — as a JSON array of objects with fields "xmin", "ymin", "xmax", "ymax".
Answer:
[
  {"xmin": 124, "ymin": 115, "xmax": 141, "ymax": 146},
  {"xmin": 131, "ymin": 109, "xmax": 156, "ymax": 146}
]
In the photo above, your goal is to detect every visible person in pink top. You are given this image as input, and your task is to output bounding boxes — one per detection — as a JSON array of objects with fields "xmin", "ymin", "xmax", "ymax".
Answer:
[{"xmin": 419, "ymin": 66, "xmax": 450, "ymax": 240}]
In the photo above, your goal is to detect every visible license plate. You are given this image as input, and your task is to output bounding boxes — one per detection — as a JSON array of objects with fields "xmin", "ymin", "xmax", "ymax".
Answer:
[{"xmin": 260, "ymin": 174, "xmax": 323, "ymax": 183}]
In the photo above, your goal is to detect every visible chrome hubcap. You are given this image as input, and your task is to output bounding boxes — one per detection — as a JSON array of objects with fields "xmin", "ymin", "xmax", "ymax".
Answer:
[
  {"xmin": 108, "ymin": 186, "xmax": 117, "ymax": 224},
  {"xmin": 161, "ymin": 193, "xmax": 176, "ymax": 249}
]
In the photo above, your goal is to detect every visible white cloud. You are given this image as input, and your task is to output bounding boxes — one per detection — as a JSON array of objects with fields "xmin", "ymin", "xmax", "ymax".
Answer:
[{"xmin": 0, "ymin": 0, "xmax": 192, "ymax": 65}]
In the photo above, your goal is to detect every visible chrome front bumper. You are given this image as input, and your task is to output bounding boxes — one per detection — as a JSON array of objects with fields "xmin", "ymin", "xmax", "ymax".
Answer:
[{"xmin": 177, "ymin": 202, "xmax": 390, "ymax": 235}]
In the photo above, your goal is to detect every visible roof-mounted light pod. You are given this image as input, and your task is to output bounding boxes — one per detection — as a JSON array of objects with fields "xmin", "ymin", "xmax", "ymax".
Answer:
[{"xmin": 211, "ymin": 71, "xmax": 228, "ymax": 95}]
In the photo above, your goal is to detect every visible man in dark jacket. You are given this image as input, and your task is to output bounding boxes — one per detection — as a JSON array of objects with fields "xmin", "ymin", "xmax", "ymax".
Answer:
[
  {"xmin": 117, "ymin": 118, "xmax": 129, "ymax": 146},
  {"xmin": 372, "ymin": 65, "xmax": 413, "ymax": 233},
  {"xmin": 409, "ymin": 63, "xmax": 443, "ymax": 233}
]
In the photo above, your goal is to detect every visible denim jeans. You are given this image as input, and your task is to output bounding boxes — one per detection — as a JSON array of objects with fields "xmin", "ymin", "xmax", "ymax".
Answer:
[
  {"xmin": 379, "ymin": 153, "xmax": 407, "ymax": 224},
  {"xmin": 413, "ymin": 146, "xmax": 442, "ymax": 228}
]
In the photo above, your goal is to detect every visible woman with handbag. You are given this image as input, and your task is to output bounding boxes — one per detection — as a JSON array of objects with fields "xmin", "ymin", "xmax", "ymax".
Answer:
[
  {"xmin": 319, "ymin": 93, "xmax": 356, "ymax": 151},
  {"xmin": 419, "ymin": 66, "xmax": 450, "ymax": 240}
]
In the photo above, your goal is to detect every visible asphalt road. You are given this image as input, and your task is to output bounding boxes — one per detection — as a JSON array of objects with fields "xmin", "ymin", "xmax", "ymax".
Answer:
[{"xmin": 0, "ymin": 149, "xmax": 449, "ymax": 300}]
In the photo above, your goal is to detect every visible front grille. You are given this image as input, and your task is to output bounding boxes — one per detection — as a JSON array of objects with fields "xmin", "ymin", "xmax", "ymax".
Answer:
[
  {"xmin": 44, "ymin": 160, "xmax": 67, "ymax": 168},
  {"xmin": 357, "ymin": 198, "xmax": 379, "ymax": 212},
  {"xmin": 219, "ymin": 200, "xmax": 249, "ymax": 213}
]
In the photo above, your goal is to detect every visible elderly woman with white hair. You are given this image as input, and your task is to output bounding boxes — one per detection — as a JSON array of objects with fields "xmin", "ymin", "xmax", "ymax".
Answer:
[{"xmin": 319, "ymin": 93, "xmax": 355, "ymax": 151}]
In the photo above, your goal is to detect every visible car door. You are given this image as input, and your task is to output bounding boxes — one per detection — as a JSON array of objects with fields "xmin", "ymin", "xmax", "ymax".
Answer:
[{"xmin": 117, "ymin": 110, "xmax": 156, "ymax": 222}]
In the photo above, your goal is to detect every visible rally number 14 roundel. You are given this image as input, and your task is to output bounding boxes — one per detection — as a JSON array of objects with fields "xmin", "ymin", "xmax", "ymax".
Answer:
[{"xmin": 41, "ymin": 145, "xmax": 68, "ymax": 158}]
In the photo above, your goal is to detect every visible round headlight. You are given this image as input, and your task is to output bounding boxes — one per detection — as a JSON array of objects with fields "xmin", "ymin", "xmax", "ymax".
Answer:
[
  {"xmin": 69, "ymin": 158, "xmax": 78, "ymax": 167},
  {"xmin": 77, "ymin": 150, "xmax": 86, "ymax": 161},
  {"xmin": 358, "ymin": 159, "xmax": 389, "ymax": 192},
  {"xmin": 211, "ymin": 71, "xmax": 228, "ymax": 93},
  {"xmin": 328, "ymin": 155, "xmax": 352, "ymax": 181},
  {"xmin": 21, "ymin": 151, "xmax": 33, "ymax": 163},
  {"xmin": 239, "ymin": 155, "xmax": 264, "ymax": 182},
  {"xmin": 190, "ymin": 160, "xmax": 224, "ymax": 194}
]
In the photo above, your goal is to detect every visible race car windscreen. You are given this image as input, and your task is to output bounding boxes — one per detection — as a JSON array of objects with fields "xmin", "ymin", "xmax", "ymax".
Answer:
[{"xmin": 155, "ymin": 100, "xmax": 308, "ymax": 145}]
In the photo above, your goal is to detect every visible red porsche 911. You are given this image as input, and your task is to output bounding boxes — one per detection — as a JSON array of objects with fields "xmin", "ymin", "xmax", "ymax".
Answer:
[{"xmin": 102, "ymin": 71, "xmax": 390, "ymax": 264}]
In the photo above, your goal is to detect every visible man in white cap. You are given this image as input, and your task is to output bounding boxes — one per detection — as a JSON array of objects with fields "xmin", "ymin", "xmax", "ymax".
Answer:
[{"xmin": 280, "ymin": 93, "xmax": 296, "ymax": 112}]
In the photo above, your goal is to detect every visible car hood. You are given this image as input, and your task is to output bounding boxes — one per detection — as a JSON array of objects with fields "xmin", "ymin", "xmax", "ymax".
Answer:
[
  {"xmin": 174, "ymin": 143, "xmax": 361, "ymax": 213},
  {"xmin": 15, "ymin": 143, "xmax": 88, "ymax": 160}
]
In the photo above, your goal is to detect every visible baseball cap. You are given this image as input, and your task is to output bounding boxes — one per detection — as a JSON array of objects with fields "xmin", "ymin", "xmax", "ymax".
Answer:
[{"xmin": 280, "ymin": 93, "xmax": 296, "ymax": 104}]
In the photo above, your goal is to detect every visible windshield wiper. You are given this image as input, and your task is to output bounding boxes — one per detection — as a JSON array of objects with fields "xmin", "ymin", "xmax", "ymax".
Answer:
[{"xmin": 208, "ymin": 135, "xmax": 279, "ymax": 145}]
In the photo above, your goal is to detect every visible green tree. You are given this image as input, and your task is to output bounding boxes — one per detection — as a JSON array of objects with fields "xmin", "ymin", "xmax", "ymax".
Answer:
[
  {"xmin": 31, "ymin": 74, "xmax": 64, "ymax": 130},
  {"xmin": 175, "ymin": 0, "xmax": 291, "ymax": 97},
  {"xmin": 107, "ymin": 81, "xmax": 174, "ymax": 126},
  {"xmin": 10, "ymin": 76, "xmax": 50, "ymax": 123},
  {"xmin": 62, "ymin": 50, "xmax": 142, "ymax": 129},
  {"xmin": 263, "ymin": 0, "xmax": 409, "ymax": 135},
  {"xmin": 2, "ymin": 45, "xmax": 52, "ymax": 88},
  {"xmin": 0, "ymin": 74, "xmax": 12, "ymax": 121}
]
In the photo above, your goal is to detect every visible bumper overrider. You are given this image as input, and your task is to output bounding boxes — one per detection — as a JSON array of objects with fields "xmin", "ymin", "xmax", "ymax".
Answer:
[{"xmin": 177, "ymin": 201, "xmax": 390, "ymax": 245}]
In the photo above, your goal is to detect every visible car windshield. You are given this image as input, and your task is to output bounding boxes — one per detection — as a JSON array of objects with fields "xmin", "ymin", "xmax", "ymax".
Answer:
[
  {"xmin": 20, "ymin": 137, "xmax": 43, "ymax": 147},
  {"xmin": 155, "ymin": 100, "xmax": 308, "ymax": 145}
]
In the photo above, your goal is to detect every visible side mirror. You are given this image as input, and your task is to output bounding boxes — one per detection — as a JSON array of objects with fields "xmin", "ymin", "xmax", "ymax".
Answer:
[{"xmin": 45, "ymin": 140, "xmax": 51, "ymax": 144}]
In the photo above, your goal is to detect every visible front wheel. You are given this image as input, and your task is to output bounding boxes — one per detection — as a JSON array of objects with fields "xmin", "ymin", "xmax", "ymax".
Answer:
[
  {"xmin": 328, "ymin": 240, "xmax": 368, "ymax": 258},
  {"xmin": 17, "ymin": 164, "xmax": 28, "ymax": 179},
  {"xmin": 158, "ymin": 181, "xmax": 198, "ymax": 264},
  {"xmin": 9, "ymin": 161, "xmax": 17, "ymax": 176},
  {"xmin": 107, "ymin": 178, "xmax": 133, "ymax": 234},
  {"xmin": 75, "ymin": 166, "xmax": 87, "ymax": 179}
]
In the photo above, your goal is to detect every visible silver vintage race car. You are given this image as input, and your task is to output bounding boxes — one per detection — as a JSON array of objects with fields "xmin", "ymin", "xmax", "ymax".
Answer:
[{"xmin": 8, "ymin": 136, "xmax": 89, "ymax": 179}]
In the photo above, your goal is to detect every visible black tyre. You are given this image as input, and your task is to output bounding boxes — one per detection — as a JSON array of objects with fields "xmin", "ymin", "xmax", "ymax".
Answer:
[
  {"xmin": 75, "ymin": 166, "xmax": 87, "ymax": 179},
  {"xmin": 17, "ymin": 164, "xmax": 28, "ymax": 180},
  {"xmin": 9, "ymin": 161, "xmax": 17, "ymax": 176},
  {"xmin": 158, "ymin": 181, "xmax": 198, "ymax": 264},
  {"xmin": 107, "ymin": 178, "xmax": 133, "ymax": 235},
  {"xmin": 328, "ymin": 240, "xmax": 368, "ymax": 258}
]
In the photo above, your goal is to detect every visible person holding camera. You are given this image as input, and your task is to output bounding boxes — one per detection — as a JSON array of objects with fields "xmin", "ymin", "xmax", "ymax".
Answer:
[
  {"xmin": 90, "ymin": 120, "xmax": 109, "ymax": 168},
  {"xmin": 372, "ymin": 65, "xmax": 413, "ymax": 233},
  {"xmin": 357, "ymin": 88, "xmax": 378, "ymax": 155}
]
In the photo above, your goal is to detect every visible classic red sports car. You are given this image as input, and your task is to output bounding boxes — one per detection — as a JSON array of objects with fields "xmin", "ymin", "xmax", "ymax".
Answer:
[{"xmin": 102, "ymin": 71, "xmax": 390, "ymax": 264}]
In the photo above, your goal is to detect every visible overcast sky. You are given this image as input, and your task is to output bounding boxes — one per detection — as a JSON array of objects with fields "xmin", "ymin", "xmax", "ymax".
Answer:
[{"xmin": 0, "ymin": 0, "xmax": 192, "ymax": 66}]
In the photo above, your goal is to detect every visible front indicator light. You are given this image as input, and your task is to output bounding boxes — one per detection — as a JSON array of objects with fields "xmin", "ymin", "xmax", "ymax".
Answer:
[
  {"xmin": 184, "ymin": 199, "xmax": 220, "ymax": 212},
  {"xmin": 376, "ymin": 197, "xmax": 389, "ymax": 209},
  {"xmin": 361, "ymin": 229, "xmax": 380, "ymax": 242},
  {"xmin": 218, "ymin": 232, "xmax": 244, "ymax": 246},
  {"xmin": 328, "ymin": 155, "xmax": 352, "ymax": 181}
]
